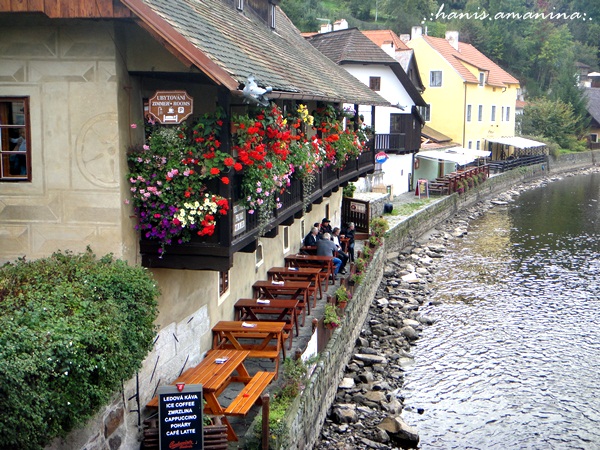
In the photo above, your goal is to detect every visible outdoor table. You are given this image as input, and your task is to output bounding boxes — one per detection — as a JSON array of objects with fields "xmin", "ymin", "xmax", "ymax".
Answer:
[
  {"xmin": 146, "ymin": 349, "xmax": 251, "ymax": 440},
  {"xmin": 284, "ymin": 253, "xmax": 335, "ymax": 286},
  {"xmin": 252, "ymin": 280, "xmax": 311, "ymax": 325},
  {"xmin": 267, "ymin": 266, "xmax": 323, "ymax": 304},
  {"xmin": 211, "ymin": 320, "xmax": 286, "ymax": 375},
  {"xmin": 234, "ymin": 298, "xmax": 299, "ymax": 349}
]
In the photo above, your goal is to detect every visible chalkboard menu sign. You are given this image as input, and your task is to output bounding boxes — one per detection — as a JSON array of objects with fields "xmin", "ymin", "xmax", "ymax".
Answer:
[{"xmin": 158, "ymin": 384, "xmax": 203, "ymax": 449}]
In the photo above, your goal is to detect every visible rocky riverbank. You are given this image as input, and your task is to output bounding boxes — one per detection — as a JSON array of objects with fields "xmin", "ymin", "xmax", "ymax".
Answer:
[{"xmin": 314, "ymin": 167, "xmax": 600, "ymax": 450}]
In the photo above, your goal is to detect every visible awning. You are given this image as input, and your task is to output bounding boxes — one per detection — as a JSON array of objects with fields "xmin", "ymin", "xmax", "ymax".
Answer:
[
  {"xmin": 485, "ymin": 136, "xmax": 546, "ymax": 149},
  {"xmin": 416, "ymin": 147, "xmax": 490, "ymax": 165}
]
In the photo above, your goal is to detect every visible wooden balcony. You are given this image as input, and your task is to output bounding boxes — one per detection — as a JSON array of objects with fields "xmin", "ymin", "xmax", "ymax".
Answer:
[
  {"xmin": 374, "ymin": 131, "xmax": 420, "ymax": 154},
  {"xmin": 139, "ymin": 146, "xmax": 375, "ymax": 271}
]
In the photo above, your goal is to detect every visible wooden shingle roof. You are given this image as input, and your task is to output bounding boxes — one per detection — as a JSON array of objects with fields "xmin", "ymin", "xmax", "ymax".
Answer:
[
  {"xmin": 422, "ymin": 35, "xmax": 519, "ymax": 88},
  {"xmin": 122, "ymin": 0, "xmax": 389, "ymax": 105}
]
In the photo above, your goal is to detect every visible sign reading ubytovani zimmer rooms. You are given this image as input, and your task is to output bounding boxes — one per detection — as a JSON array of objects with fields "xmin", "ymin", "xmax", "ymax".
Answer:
[
  {"xmin": 158, "ymin": 384, "xmax": 203, "ymax": 449},
  {"xmin": 149, "ymin": 90, "xmax": 193, "ymax": 124}
]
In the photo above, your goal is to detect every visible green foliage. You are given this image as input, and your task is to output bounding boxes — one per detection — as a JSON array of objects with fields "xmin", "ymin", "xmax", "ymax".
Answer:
[
  {"xmin": 334, "ymin": 285, "xmax": 351, "ymax": 304},
  {"xmin": 369, "ymin": 216, "xmax": 389, "ymax": 238},
  {"xmin": 323, "ymin": 304, "xmax": 341, "ymax": 327},
  {"xmin": 519, "ymin": 97, "xmax": 587, "ymax": 151},
  {"xmin": 343, "ymin": 183, "xmax": 356, "ymax": 198},
  {"xmin": 0, "ymin": 249, "xmax": 159, "ymax": 450}
]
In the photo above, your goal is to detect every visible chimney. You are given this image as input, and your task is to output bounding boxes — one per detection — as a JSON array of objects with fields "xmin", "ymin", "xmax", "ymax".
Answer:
[
  {"xmin": 399, "ymin": 34, "xmax": 410, "ymax": 43},
  {"xmin": 319, "ymin": 23, "xmax": 332, "ymax": 33},
  {"xmin": 333, "ymin": 19, "xmax": 348, "ymax": 31},
  {"xmin": 381, "ymin": 41, "xmax": 395, "ymax": 57},
  {"xmin": 445, "ymin": 31, "xmax": 459, "ymax": 50},
  {"xmin": 411, "ymin": 26, "xmax": 422, "ymax": 40}
]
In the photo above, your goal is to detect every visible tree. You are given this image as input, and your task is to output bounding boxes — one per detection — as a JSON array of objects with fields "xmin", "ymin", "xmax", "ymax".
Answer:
[
  {"xmin": 519, "ymin": 97, "xmax": 584, "ymax": 150},
  {"xmin": 0, "ymin": 250, "xmax": 160, "ymax": 450}
]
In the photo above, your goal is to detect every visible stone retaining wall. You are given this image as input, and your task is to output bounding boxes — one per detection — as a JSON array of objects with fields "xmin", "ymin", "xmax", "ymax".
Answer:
[{"xmin": 248, "ymin": 150, "xmax": 600, "ymax": 449}]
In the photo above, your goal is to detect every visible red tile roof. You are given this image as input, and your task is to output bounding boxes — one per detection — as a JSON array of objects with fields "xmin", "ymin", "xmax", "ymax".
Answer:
[
  {"xmin": 422, "ymin": 35, "xmax": 519, "ymax": 88},
  {"xmin": 362, "ymin": 30, "xmax": 410, "ymax": 51}
]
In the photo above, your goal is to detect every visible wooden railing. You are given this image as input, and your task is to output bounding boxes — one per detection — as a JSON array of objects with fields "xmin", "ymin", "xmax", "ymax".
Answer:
[
  {"xmin": 488, "ymin": 155, "xmax": 547, "ymax": 174},
  {"xmin": 374, "ymin": 131, "xmax": 421, "ymax": 154},
  {"xmin": 140, "ymin": 146, "xmax": 375, "ymax": 271}
]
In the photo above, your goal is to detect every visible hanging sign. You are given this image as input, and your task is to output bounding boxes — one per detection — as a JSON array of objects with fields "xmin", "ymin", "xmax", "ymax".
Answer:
[
  {"xmin": 148, "ymin": 90, "xmax": 194, "ymax": 124},
  {"xmin": 375, "ymin": 151, "xmax": 389, "ymax": 164},
  {"xmin": 158, "ymin": 384, "xmax": 203, "ymax": 449}
]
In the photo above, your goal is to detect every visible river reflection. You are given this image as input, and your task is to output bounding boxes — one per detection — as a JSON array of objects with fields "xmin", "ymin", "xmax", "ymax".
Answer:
[{"xmin": 402, "ymin": 173, "xmax": 600, "ymax": 450}]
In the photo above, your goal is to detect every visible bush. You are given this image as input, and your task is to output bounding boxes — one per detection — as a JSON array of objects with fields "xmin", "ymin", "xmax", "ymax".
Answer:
[{"xmin": 0, "ymin": 249, "xmax": 160, "ymax": 450}]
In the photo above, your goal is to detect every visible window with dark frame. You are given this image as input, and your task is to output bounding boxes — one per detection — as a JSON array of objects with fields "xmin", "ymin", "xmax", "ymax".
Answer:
[
  {"xmin": 418, "ymin": 104, "xmax": 431, "ymax": 121},
  {"xmin": 0, "ymin": 97, "xmax": 30, "ymax": 181},
  {"xmin": 369, "ymin": 77, "xmax": 381, "ymax": 91},
  {"xmin": 219, "ymin": 271, "xmax": 229, "ymax": 296}
]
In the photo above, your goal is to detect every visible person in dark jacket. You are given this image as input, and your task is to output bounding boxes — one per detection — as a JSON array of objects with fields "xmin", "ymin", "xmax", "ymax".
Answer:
[
  {"xmin": 319, "ymin": 218, "xmax": 333, "ymax": 236},
  {"xmin": 303, "ymin": 227, "xmax": 319, "ymax": 247}
]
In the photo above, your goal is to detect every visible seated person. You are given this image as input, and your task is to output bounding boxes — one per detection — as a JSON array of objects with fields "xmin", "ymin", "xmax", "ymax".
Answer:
[
  {"xmin": 319, "ymin": 218, "xmax": 333, "ymax": 236},
  {"xmin": 343, "ymin": 222, "xmax": 356, "ymax": 262},
  {"xmin": 331, "ymin": 227, "xmax": 349, "ymax": 274},
  {"xmin": 303, "ymin": 227, "xmax": 319, "ymax": 247},
  {"xmin": 316, "ymin": 232, "xmax": 342, "ymax": 277}
]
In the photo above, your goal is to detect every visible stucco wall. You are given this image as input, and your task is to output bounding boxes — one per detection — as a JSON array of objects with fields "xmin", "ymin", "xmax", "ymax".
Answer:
[{"xmin": 0, "ymin": 17, "xmax": 129, "ymax": 264}]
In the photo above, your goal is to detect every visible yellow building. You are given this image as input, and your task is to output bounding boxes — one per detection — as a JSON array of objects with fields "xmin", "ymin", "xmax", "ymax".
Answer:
[{"xmin": 407, "ymin": 28, "xmax": 520, "ymax": 153}]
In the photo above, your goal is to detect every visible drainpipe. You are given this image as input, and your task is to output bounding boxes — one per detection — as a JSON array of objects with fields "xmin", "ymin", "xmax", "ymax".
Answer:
[{"xmin": 462, "ymin": 82, "xmax": 467, "ymax": 147}]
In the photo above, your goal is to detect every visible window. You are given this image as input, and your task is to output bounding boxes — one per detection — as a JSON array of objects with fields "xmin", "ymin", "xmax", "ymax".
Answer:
[
  {"xmin": 269, "ymin": 3, "xmax": 276, "ymax": 29},
  {"xmin": 255, "ymin": 242, "xmax": 264, "ymax": 268},
  {"xmin": 369, "ymin": 77, "xmax": 381, "ymax": 91},
  {"xmin": 478, "ymin": 105, "xmax": 483, "ymax": 122},
  {"xmin": 466, "ymin": 105, "xmax": 472, "ymax": 122},
  {"xmin": 479, "ymin": 72, "xmax": 485, "ymax": 86},
  {"xmin": 0, "ymin": 97, "xmax": 30, "ymax": 181},
  {"xmin": 491, "ymin": 105, "xmax": 496, "ymax": 122},
  {"xmin": 283, "ymin": 226, "xmax": 290, "ymax": 252},
  {"xmin": 476, "ymin": 141, "xmax": 480, "ymax": 150},
  {"xmin": 590, "ymin": 133, "xmax": 599, "ymax": 143},
  {"xmin": 236, "ymin": 0, "xmax": 243, "ymax": 10},
  {"xmin": 505, "ymin": 106, "xmax": 511, "ymax": 121},
  {"xmin": 418, "ymin": 104, "xmax": 431, "ymax": 121},
  {"xmin": 468, "ymin": 141, "xmax": 472, "ymax": 149},
  {"xmin": 219, "ymin": 271, "xmax": 229, "ymax": 296},
  {"xmin": 501, "ymin": 106, "xmax": 505, "ymax": 121},
  {"xmin": 430, "ymin": 70, "xmax": 442, "ymax": 87}
]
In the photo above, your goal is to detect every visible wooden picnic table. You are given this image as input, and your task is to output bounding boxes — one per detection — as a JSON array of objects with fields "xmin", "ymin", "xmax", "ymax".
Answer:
[
  {"xmin": 252, "ymin": 280, "xmax": 311, "ymax": 326},
  {"xmin": 234, "ymin": 298, "xmax": 299, "ymax": 350},
  {"xmin": 267, "ymin": 266, "xmax": 323, "ymax": 305},
  {"xmin": 284, "ymin": 253, "xmax": 335, "ymax": 286},
  {"xmin": 146, "ymin": 349, "xmax": 271, "ymax": 441},
  {"xmin": 212, "ymin": 320, "xmax": 286, "ymax": 376}
]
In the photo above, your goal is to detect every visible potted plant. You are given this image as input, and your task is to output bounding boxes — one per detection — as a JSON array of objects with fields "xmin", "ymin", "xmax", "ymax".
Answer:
[
  {"xmin": 343, "ymin": 183, "xmax": 356, "ymax": 198},
  {"xmin": 334, "ymin": 285, "xmax": 351, "ymax": 309},
  {"xmin": 323, "ymin": 304, "xmax": 341, "ymax": 329},
  {"xmin": 369, "ymin": 216, "xmax": 389, "ymax": 238}
]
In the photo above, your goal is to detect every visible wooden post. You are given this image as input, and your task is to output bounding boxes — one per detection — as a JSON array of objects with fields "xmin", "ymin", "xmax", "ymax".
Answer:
[{"xmin": 261, "ymin": 394, "xmax": 270, "ymax": 450}]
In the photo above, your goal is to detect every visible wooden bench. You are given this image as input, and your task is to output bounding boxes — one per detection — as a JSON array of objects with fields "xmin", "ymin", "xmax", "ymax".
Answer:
[{"xmin": 224, "ymin": 371, "xmax": 275, "ymax": 416}]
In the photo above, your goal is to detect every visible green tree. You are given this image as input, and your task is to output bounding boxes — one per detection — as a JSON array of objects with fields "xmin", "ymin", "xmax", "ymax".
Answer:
[
  {"xmin": 519, "ymin": 97, "xmax": 584, "ymax": 150},
  {"xmin": 0, "ymin": 250, "xmax": 160, "ymax": 450}
]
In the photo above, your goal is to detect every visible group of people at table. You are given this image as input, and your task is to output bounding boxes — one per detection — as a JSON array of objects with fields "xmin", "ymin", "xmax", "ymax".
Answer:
[
  {"xmin": 147, "ymin": 222, "xmax": 348, "ymax": 440},
  {"xmin": 303, "ymin": 217, "xmax": 356, "ymax": 279}
]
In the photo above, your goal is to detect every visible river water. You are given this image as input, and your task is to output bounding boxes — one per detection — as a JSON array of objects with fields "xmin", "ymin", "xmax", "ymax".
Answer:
[{"xmin": 401, "ymin": 173, "xmax": 600, "ymax": 450}]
